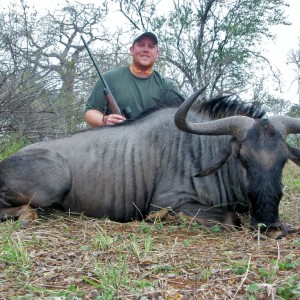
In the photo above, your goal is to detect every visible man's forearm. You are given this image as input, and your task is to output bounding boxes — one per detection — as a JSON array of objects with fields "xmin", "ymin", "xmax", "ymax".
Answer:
[{"xmin": 84, "ymin": 110, "xmax": 106, "ymax": 127}]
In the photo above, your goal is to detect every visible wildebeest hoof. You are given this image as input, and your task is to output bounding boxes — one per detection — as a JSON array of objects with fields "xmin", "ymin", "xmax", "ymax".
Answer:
[
  {"xmin": 18, "ymin": 219, "xmax": 31, "ymax": 229},
  {"xmin": 265, "ymin": 223, "xmax": 295, "ymax": 239},
  {"xmin": 145, "ymin": 209, "xmax": 172, "ymax": 223},
  {"xmin": 17, "ymin": 205, "xmax": 39, "ymax": 228}
]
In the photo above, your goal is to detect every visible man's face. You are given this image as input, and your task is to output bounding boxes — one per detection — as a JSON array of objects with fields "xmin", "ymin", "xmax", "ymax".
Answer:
[{"xmin": 130, "ymin": 36, "xmax": 159, "ymax": 69}]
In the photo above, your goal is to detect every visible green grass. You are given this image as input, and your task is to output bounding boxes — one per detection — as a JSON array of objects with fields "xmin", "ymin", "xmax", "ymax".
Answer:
[{"xmin": 0, "ymin": 221, "xmax": 31, "ymax": 272}]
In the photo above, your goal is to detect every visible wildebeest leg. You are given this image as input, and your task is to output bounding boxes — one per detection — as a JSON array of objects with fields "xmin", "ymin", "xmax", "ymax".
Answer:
[
  {"xmin": 172, "ymin": 202, "xmax": 241, "ymax": 228},
  {"xmin": 0, "ymin": 148, "xmax": 72, "ymax": 226},
  {"xmin": 0, "ymin": 205, "xmax": 38, "ymax": 228}
]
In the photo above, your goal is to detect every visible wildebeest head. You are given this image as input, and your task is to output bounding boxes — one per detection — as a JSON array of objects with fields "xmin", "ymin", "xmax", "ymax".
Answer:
[{"xmin": 175, "ymin": 87, "xmax": 300, "ymax": 231}]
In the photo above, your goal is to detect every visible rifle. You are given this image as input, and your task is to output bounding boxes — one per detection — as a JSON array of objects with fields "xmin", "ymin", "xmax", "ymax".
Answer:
[{"xmin": 81, "ymin": 35, "xmax": 131, "ymax": 118}]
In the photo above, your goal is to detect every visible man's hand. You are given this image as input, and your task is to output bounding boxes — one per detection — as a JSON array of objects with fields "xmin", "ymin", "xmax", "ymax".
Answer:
[
  {"xmin": 103, "ymin": 114, "xmax": 126, "ymax": 125},
  {"xmin": 84, "ymin": 109, "xmax": 126, "ymax": 127}
]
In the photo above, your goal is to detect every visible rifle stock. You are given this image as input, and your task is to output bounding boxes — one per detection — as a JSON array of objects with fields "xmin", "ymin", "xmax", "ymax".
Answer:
[{"xmin": 103, "ymin": 88, "xmax": 122, "ymax": 115}]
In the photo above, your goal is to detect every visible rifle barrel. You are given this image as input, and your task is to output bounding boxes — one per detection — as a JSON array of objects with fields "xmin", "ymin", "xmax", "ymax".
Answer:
[{"xmin": 81, "ymin": 34, "xmax": 122, "ymax": 115}]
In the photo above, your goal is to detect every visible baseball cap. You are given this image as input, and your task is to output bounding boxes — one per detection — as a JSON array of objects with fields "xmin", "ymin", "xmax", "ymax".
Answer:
[{"xmin": 132, "ymin": 31, "xmax": 158, "ymax": 45}]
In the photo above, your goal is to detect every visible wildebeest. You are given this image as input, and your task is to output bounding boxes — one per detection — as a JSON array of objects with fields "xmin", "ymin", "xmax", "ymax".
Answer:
[{"xmin": 0, "ymin": 86, "xmax": 299, "ymax": 236}]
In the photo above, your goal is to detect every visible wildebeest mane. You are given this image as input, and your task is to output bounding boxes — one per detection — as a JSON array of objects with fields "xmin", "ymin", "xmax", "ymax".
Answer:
[
  {"xmin": 109, "ymin": 91, "xmax": 266, "ymax": 129},
  {"xmin": 133, "ymin": 93, "xmax": 266, "ymax": 123},
  {"xmin": 193, "ymin": 95, "xmax": 266, "ymax": 120}
]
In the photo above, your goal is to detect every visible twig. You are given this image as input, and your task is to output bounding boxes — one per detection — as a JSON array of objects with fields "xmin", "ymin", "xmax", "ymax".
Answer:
[
  {"xmin": 132, "ymin": 202, "xmax": 144, "ymax": 219},
  {"xmin": 233, "ymin": 254, "xmax": 252, "ymax": 299},
  {"xmin": 273, "ymin": 241, "xmax": 280, "ymax": 271}
]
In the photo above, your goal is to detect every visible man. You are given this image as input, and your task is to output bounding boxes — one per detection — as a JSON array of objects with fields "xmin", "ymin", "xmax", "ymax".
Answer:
[{"xmin": 84, "ymin": 31, "xmax": 183, "ymax": 127}]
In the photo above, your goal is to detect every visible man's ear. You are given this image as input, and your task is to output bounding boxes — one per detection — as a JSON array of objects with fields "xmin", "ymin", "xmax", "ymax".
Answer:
[{"xmin": 129, "ymin": 46, "xmax": 134, "ymax": 56}]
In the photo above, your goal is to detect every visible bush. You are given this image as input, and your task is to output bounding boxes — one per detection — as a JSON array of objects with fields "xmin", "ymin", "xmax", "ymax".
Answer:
[{"xmin": 0, "ymin": 133, "xmax": 31, "ymax": 160}]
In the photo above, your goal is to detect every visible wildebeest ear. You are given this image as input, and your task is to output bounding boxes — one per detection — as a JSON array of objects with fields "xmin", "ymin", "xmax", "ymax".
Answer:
[
  {"xmin": 194, "ymin": 140, "xmax": 239, "ymax": 177},
  {"xmin": 287, "ymin": 144, "xmax": 300, "ymax": 167}
]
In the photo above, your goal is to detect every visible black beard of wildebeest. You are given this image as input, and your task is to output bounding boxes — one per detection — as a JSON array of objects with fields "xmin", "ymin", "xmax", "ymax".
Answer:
[
  {"xmin": 242, "ymin": 123, "xmax": 284, "ymax": 229},
  {"xmin": 1, "ymin": 86, "xmax": 300, "ymax": 238}
]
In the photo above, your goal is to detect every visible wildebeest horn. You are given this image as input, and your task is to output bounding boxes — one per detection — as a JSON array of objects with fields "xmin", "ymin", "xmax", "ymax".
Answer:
[
  {"xmin": 175, "ymin": 86, "xmax": 255, "ymax": 140},
  {"xmin": 269, "ymin": 116, "xmax": 300, "ymax": 137}
]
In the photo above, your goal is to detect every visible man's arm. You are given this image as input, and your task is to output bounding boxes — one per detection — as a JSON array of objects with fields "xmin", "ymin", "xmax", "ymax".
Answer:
[{"xmin": 84, "ymin": 109, "xmax": 125, "ymax": 127}]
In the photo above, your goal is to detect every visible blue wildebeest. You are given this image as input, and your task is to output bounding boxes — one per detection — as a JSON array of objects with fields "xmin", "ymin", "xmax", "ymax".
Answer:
[{"xmin": 0, "ymin": 86, "xmax": 299, "ymax": 236}]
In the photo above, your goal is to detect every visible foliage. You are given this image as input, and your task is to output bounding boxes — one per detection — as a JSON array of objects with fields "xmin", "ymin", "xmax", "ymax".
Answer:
[
  {"xmin": 250, "ymin": 78, "xmax": 291, "ymax": 115},
  {"xmin": 115, "ymin": 0, "xmax": 290, "ymax": 97},
  {"xmin": 0, "ymin": 133, "xmax": 31, "ymax": 160},
  {"xmin": 0, "ymin": 1, "xmax": 112, "ymax": 140},
  {"xmin": 287, "ymin": 37, "xmax": 300, "ymax": 104},
  {"xmin": 288, "ymin": 103, "xmax": 300, "ymax": 118},
  {"xmin": 285, "ymin": 104, "xmax": 300, "ymax": 147}
]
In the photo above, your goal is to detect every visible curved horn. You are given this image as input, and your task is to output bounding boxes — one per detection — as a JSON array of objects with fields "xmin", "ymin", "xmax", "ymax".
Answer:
[
  {"xmin": 174, "ymin": 86, "xmax": 255, "ymax": 140},
  {"xmin": 174, "ymin": 84, "xmax": 208, "ymax": 132},
  {"xmin": 269, "ymin": 115, "xmax": 300, "ymax": 137}
]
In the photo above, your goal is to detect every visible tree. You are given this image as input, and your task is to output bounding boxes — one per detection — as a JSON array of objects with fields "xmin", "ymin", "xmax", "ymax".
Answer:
[
  {"xmin": 287, "ymin": 37, "xmax": 300, "ymax": 104},
  {"xmin": 20, "ymin": 1, "xmax": 112, "ymax": 134},
  {"xmin": 0, "ymin": 1, "xmax": 52, "ymax": 142},
  {"xmin": 115, "ymin": 0, "xmax": 289, "ymax": 98},
  {"xmin": 0, "ymin": 0, "xmax": 115, "ymax": 142}
]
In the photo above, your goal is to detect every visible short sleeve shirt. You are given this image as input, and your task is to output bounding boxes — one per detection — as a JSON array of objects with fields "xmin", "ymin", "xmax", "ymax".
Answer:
[{"xmin": 85, "ymin": 66, "xmax": 183, "ymax": 119}]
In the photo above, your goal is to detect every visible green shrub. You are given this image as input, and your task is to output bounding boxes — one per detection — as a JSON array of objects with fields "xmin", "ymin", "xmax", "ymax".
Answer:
[{"xmin": 0, "ymin": 133, "xmax": 31, "ymax": 160}]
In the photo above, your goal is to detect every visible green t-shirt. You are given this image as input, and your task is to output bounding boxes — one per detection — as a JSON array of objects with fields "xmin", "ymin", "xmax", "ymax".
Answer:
[{"xmin": 85, "ymin": 66, "xmax": 183, "ymax": 119}]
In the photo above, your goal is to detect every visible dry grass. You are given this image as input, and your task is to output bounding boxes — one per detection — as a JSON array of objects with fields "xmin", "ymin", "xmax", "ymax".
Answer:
[{"xmin": 0, "ymin": 163, "xmax": 300, "ymax": 299}]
